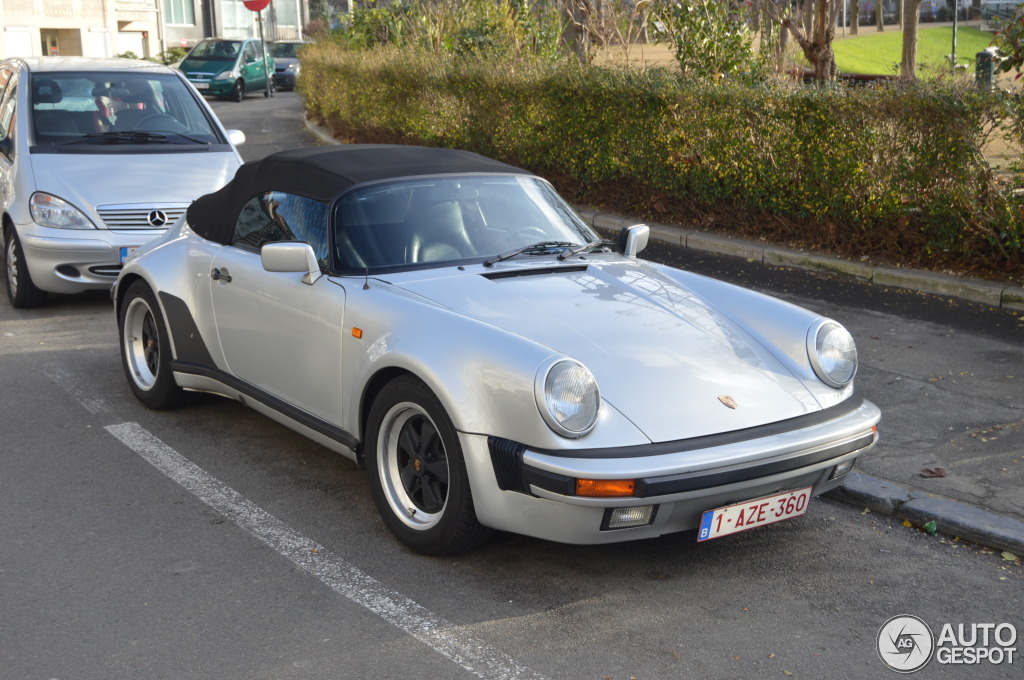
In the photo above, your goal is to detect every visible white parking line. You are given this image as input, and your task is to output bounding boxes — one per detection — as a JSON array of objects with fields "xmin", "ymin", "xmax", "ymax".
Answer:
[
  {"xmin": 104, "ymin": 421, "xmax": 547, "ymax": 680},
  {"xmin": 44, "ymin": 366, "xmax": 111, "ymax": 415}
]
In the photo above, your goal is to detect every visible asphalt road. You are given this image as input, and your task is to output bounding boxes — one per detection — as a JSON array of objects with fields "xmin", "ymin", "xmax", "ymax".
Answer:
[{"xmin": 1, "ymin": 91, "xmax": 1021, "ymax": 680}]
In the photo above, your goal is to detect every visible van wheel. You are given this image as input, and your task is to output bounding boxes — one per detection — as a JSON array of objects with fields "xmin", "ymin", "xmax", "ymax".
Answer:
[
  {"xmin": 230, "ymin": 79, "xmax": 244, "ymax": 102},
  {"xmin": 4, "ymin": 226, "xmax": 47, "ymax": 308}
]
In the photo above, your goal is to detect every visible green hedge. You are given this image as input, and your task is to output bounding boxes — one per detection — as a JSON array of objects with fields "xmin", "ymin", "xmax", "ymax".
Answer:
[{"xmin": 300, "ymin": 45, "xmax": 1024, "ymax": 277}]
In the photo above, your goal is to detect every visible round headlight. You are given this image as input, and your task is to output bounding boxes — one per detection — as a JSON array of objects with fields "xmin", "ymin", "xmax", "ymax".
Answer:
[
  {"xmin": 808, "ymin": 320, "xmax": 857, "ymax": 388},
  {"xmin": 536, "ymin": 359, "xmax": 600, "ymax": 438}
]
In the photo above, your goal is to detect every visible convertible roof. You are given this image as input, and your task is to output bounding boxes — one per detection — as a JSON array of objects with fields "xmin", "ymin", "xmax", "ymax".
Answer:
[{"xmin": 187, "ymin": 144, "xmax": 529, "ymax": 244}]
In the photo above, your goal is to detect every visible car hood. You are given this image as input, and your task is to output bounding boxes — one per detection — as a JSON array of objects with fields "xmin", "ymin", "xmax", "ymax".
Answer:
[
  {"xmin": 274, "ymin": 57, "xmax": 299, "ymax": 67},
  {"xmin": 180, "ymin": 58, "xmax": 233, "ymax": 75},
  {"xmin": 29, "ymin": 152, "xmax": 240, "ymax": 227},
  {"xmin": 393, "ymin": 261, "xmax": 824, "ymax": 443}
]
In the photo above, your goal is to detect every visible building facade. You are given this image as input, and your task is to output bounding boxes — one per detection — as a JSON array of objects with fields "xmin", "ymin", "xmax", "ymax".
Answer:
[{"xmin": 0, "ymin": 0, "xmax": 309, "ymax": 61}]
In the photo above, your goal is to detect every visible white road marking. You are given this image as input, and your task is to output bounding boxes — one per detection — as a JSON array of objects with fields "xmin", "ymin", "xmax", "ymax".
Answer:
[
  {"xmin": 104, "ymin": 421, "xmax": 547, "ymax": 680},
  {"xmin": 44, "ymin": 366, "xmax": 110, "ymax": 415}
]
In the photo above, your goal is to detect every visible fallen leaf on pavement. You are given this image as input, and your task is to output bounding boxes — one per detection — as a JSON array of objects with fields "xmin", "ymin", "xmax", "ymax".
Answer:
[
  {"xmin": 1002, "ymin": 551, "xmax": 1020, "ymax": 561},
  {"xmin": 920, "ymin": 467, "xmax": 948, "ymax": 478}
]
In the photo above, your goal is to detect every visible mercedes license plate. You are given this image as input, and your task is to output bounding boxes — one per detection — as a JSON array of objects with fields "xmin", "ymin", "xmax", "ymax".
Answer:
[
  {"xmin": 697, "ymin": 487, "xmax": 812, "ymax": 542},
  {"xmin": 119, "ymin": 246, "xmax": 139, "ymax": 264}
]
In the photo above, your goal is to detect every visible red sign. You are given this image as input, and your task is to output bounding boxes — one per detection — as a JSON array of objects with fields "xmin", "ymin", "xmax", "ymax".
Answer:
[{"xmin": 243, "ymin": 0, "xmax": 270, "ymax": 11}]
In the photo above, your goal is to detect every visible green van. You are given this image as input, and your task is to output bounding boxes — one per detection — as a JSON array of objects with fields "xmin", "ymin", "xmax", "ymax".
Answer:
[{"xmin": 179, "ymin": 38, "xmax": 275, "ymax": 102}]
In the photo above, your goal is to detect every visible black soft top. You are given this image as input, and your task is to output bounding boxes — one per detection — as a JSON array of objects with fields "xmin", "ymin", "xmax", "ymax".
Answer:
[{"xmin": 187, "ymin": 144, "xmax": 529, "ymax": 244}]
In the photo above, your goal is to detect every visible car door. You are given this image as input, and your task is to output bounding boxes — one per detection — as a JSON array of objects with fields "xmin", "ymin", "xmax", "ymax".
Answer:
[
  {"xmin": 209, "ymin": 192, "xmax": 346, "ymax": 426},
  {"xmin": 0, "ymin": 68, "xmax": 19, "ymax": 216},
  {"xmin": 240, "ymin": 41, "xmax": 263, "ymax": 93}
]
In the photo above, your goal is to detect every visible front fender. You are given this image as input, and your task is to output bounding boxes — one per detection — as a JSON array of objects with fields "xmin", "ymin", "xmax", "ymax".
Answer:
[
  {"xmin": 341, "ymin": 279, "xmax": 649, "ymax": 451},
  {"xmin": 648, "ymin": 262, "xmax": 855, "ymax": 408}
]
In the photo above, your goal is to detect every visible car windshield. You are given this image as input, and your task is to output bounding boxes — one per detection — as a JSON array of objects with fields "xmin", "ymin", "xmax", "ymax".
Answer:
[
  {"xmin": 333, "ymin": 175, "xmax": 602, "ymax": 271},
  {"xmin": 270, "ymin": 42, "xmax": 306, "ymax": 58},
  {"xmin": 30, "ymin": 71, "xmax": 222, "ymax": 148},
  {"xmin": 187, "ymin": 40, "xmax": 242, "ymax": 60}
]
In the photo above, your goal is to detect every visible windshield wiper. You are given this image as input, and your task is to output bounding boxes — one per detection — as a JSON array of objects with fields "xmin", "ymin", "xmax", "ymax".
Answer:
[
  {"xmin": 63, "ymin": 131, "xmax": 169, "ymax": 145},
  {"xmin": 557, "ymin": 240, "xmax": 612, "ymax": 261},
  {"xmin": 483, "ymin": 241, "xmax": 576, "ymax": 267}
]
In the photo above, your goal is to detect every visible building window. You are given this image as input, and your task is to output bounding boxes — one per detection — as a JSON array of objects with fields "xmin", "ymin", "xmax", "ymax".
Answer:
[{"xmin": 165, "ymin": 0, "xmax": 196, "ymax": 26}]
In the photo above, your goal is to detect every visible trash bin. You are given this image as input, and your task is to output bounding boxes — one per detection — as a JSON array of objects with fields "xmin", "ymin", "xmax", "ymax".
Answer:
[{"xmin": 976, "ymin": 50, "xmax": 995, "ymax": 90}]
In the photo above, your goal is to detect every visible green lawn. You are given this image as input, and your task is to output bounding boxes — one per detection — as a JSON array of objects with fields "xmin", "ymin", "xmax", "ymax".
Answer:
[{"xmin": 831, "ymin": 26, "xmax": 996, "ymax": 75}]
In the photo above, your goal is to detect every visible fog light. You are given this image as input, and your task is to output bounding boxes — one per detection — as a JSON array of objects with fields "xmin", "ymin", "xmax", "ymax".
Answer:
[
  {"xmin": 830, "ymin": 459, "xmax": 855, "ymax": 480},
  {"xmin": 604, "ymin": 505, "xmax": 657, "ymax": 530}
]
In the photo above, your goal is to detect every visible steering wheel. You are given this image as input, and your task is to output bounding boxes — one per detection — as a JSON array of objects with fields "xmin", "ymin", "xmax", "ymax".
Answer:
[{"xmin": 132, "ymin": 114, "xmax": 186, "ymax": 132}]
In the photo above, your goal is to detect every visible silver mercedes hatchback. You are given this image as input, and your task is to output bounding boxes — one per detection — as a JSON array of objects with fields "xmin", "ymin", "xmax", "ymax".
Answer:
[{"xmin": 0, "ymin": 56, "xmax": 245, "ymax": 307}]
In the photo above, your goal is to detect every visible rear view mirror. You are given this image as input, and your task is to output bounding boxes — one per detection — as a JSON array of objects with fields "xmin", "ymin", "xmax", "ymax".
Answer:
[
  {"xmin": 225, "ymin": 129, "xmax": 246, "ymax": 146},
  {"xmin": 617, "ymin": 224, "xmax": 650, "ymax": 258},
  {"xmin": 261, "ymin": 241, "xmax": 321, "ymax": 285}
]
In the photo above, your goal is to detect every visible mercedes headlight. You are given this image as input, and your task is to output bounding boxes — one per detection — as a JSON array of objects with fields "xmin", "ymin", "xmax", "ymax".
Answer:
[
  {"xmin": 214, "ymin": 69, "xmax": 236, "ymax": 81},
  {"xmin": 807, "ymin": 320, "xmax": 857, "ymax": 388},
  {"xmin": 30, "ymin": 193, "xmax": 96, "ymax": 230},
  {"xmin": 536, "ymin": 359, "xmax": 600, "ymax": 438}
]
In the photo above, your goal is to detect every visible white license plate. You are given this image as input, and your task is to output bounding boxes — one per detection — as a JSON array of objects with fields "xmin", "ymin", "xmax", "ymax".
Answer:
[
  {"xmin": 194, "ymin": 82, "xmax": 209, "ymax": 90},
  {"xmin": 697, "ymin": 487, "xmax": 812, "ymax": 542},
  {"xmin": 119, "ymin": 246, "xmax": 139, "ymax": 264}
]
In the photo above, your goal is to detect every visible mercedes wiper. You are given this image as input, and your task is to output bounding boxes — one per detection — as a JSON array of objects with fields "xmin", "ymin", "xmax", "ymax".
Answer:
[
  {"xmin": 557, "ymin": 240, "xmax": 613, "ymax": 261},
  {"xmin": 483, "ymin": 241, "xmax": 576, "ymax": 267},
  {"xmin": 63, "ymin": 131, "xmax": 169, "ymax": 145}
]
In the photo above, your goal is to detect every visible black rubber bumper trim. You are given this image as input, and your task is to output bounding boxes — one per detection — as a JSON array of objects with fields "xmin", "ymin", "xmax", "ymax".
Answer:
[
  {"xmin": 528, "ymin": 396, "xmax": 866, "ymax": 460},
  {"xmin": 517, "ymin": 430, "xmax": 876, "ymax": 499},
  {"xmin": 634, "ymin": 431, "xmax": 875, "ymax": 497}
]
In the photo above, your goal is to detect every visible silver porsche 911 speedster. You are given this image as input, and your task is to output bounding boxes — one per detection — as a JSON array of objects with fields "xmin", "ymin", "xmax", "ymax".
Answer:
[{"xmin": 113, "ymin": 145, "xmax": 880, "ymax": 555}]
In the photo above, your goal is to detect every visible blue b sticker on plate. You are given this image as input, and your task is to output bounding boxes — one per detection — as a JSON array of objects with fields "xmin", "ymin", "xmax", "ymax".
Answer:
[{"xmin": 119, "ymin": 246, "xmax": 138, "ymax": 264}]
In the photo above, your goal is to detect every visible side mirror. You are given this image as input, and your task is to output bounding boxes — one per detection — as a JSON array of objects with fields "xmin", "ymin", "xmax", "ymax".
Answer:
[
  {"xmin": 616, "ymin": 224, "xmax": 650, "ymax": 258},
  {"xmin": 225, "ymin": 129, "xmax": 246, "ymax": 146},
  {"xmin": 261, "ymin": 241, "xmax": 321, "ymax": 285}
]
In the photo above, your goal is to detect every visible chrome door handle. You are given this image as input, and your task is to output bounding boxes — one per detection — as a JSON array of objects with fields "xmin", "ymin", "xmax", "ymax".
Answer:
[{"xmin": 211, "ymin": 268, "xmax": 232, "ymax": 283}]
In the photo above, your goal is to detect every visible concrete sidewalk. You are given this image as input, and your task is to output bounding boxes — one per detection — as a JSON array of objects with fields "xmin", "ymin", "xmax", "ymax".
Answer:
[{"xmin": 579, "ymin": 208, "xmax": 1024, "ymax": 556}]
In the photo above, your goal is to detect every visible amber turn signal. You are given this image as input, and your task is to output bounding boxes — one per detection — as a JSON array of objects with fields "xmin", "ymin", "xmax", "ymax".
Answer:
[
  {"xmin": 351, "ymin": 327, "xmax": 363, "ymax": 339},
  {"xmin": 576, "ymin": 479, "xmax": 636, "ymax": 497}
]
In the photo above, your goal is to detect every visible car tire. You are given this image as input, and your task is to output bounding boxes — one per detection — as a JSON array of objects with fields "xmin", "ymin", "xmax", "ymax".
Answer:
[
  {"xmin": 119, "ymin": 280, "xmax": 186, "ymax": 409},
  {"xmin": 366, "ymin": 376, "xmax": 492, "ymax": 555},
  {"xmin": 264, "ymin": 76, "xmax": 275, "ymax": 98},
  {"xmin": 230, "ymin": 79, "xmax": 244, "ymax": 102},
  {"xmin": 4, "ymin": 225, "xmax": 47, "ymax": 308}
]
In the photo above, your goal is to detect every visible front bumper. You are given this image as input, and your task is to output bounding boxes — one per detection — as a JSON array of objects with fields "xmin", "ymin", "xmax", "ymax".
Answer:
[
  {"xmin": 188, "ymin": 78, "xmax": 235, "ymax": 97},
  {"xmin": 275, "ymin": 71, "xmax": 296, "ymax": 88},
  {"xmin": 18, "ymin": 225, "xmax": 164, "ymax": 294},
  {"xmin": 462, "ymin": 397, "xmax": 880, "ymax": 544}
]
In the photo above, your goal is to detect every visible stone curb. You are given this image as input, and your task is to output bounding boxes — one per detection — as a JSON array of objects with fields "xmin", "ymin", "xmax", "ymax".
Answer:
[
  {"xmin": 578, "ymin": 208, "xmax": 1024, "ymax": 313},
  {"xmin": 827, "ymin": 472, "xmax": 1024, "ymax": 555}
]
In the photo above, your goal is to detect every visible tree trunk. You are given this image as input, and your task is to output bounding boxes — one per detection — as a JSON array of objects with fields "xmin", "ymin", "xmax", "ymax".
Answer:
[
  {"xmin": 901, "ymin": 0, "xmax": 924, "ymax": 77},
  {"xmin": 783, "ymin": 0, "xmax": 840, "ymax": 82},
  {"xmin": 851, "ymin": 0, "xmax": 860, "ymax": 35},
  {"xmin": 876, "ymin": 0, "xmax": 885, "ymax": 31}
]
